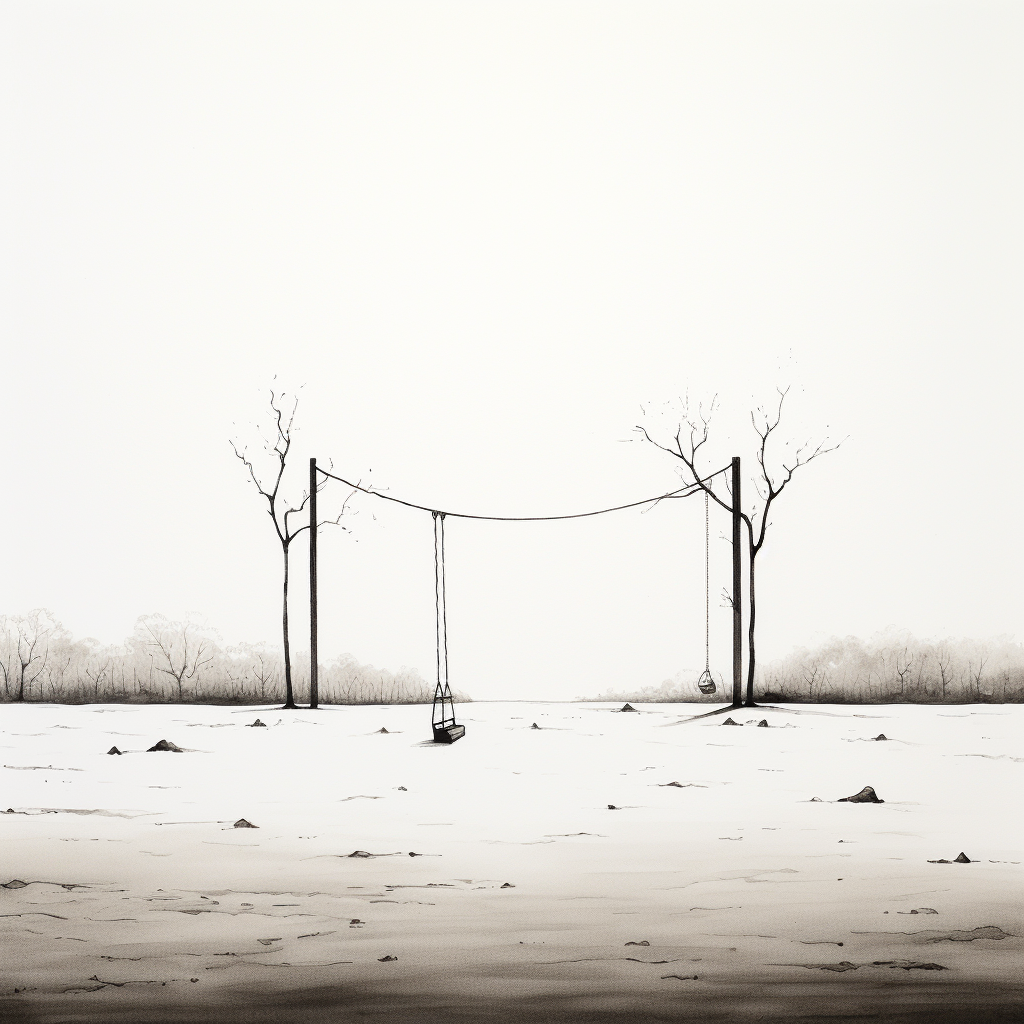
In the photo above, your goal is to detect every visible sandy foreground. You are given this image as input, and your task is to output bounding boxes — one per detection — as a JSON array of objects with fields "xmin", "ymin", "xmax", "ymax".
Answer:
[{"xmin": 0, "ymin": 700, "xmax": 1022, "ymax": 1023}]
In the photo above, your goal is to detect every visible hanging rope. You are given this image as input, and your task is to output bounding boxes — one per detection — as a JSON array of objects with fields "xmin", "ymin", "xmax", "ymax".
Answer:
[
  {"xmin": 314, "ymin": 465, "xmax": 732, "ymax": 521},
  {"xmin": 432, "ymin": 511, "xmax": 450, "ymax": 694},
  {"xmin": 432, "ymin": 511, "xmax": 456, "ymax": 730},
  {"xmin": 705, "ymin": 490, "xmax": 710, "ymax": 673},
  {"xmin": 432, "ymin": 511, "xmax": 443, "ymax": 691},
  {"xmin": 439, "ymin": 512, "xmax": 448, "ymax": 691},
  {"xmin": 697, "ymin": 489, "xmax": 716, "ymax": 695}
]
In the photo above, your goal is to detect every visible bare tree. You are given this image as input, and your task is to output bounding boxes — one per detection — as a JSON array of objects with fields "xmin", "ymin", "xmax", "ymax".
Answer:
[
  {"xmin": 230, "ymin": 388, "xmax": 357, "ymax": 709},
  {"xmin": 894, "ymin": 645, "xmax": 914, "ymax": 699},
  {"xmin": 803, "ymin": 658, "xmax": 827, "ymax": 701},
  {"xmin": 637, "ymin": 389, "xmax": 843, "ymax": 706},
  {"xmin": 936, "ymin": 643, "xmax": 953, "ymax": 700},
  {"xmin": 968, "ymin": 653, "xmax": 988, "ymax": 700},
  {"xmin": 0, "ymin": 610, "xmax": 66, "ymax": 702},
  {"xmin": 133, "ymin": 614, "xmax": 217, "ymax": 701}
]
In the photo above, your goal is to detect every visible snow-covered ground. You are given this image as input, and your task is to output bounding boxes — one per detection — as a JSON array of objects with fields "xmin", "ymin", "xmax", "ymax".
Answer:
[{"xmin": 1, "ymin": 701, "xmax": 1022, "ymax": 1023}]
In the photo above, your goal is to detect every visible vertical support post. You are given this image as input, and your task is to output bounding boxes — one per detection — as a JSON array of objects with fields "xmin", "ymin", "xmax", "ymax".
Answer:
[
  {"xmin": 309, "ymin": 457, "xmax": 318, "ymax": 710},
  {"xmin": 731, "ymin": 456, "xmax": 743, "ymax": 708}
]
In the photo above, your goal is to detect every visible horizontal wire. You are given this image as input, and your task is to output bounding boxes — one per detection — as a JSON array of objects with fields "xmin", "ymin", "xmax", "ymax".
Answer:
[{"xmin": 314, "ymin": 463, "xmax": 732, "ymax": 522}]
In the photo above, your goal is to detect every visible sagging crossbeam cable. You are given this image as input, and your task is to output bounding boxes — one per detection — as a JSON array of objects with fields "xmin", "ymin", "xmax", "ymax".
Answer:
[{"xmin": 313, "ymin": 463, "xmax": 733, "ymax": 521}]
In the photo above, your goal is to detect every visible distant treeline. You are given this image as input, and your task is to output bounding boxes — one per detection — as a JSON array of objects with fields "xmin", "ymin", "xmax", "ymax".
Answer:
[
  {"xmin": 585, "ymin": 632, "xmax": 1024, "ymax": 704},
  {"xmin": 0, "ymin": 609, "xmax": 455, "ymax": 706},
  {"xmin": 758, "ymin": 632, "xmax": 1024, "ymax": 704}
]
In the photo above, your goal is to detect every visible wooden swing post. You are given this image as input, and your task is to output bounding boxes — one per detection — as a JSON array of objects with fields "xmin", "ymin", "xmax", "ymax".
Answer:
[
  {"xmin": 731, "ymin": 456, "xmax": 743, "ymax": 708},
  {"xmin": 309, "ymin": 457, "xmax": 319, "ymax": 710}
]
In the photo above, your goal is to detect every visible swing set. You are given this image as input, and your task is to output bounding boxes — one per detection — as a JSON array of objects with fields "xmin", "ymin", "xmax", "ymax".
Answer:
[{"xmin": 307, "ymin": 457, "xmax": 746, "ymax": 740}]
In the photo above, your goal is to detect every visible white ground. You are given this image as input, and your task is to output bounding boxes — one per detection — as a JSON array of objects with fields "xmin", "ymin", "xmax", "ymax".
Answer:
[{"xmin": 1, "ymin": 701, "xmax": 1022, "ymax": 1023}]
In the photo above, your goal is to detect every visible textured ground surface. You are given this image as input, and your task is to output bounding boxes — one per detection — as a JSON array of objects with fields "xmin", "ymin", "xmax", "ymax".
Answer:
[{"xmin": 1, "ymin": 700, "xmax": 1022, "ymax": 1022}]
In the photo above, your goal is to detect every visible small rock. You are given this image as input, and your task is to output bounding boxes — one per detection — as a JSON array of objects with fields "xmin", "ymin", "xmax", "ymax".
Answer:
[
  {"xmin": 810, "ymin": 797, "xmax": 823, "ymax": 802},
  {"xmin": 408, "ymin": 852, "xmax": 421, "ymax": 857},
  {"xmin": 379, "ymin": 728, "xmax": 389, "ymax": 734},
  {"xmin": 530, "ymin": 723, "xmax": 541, "ymax": 729},
  {"xmin": 620, "ymin": 703, "xmax": 637, "ymax": 712},
  {"xmin": 378, "ymin": 955, "xmax": 398, "ymax": 962},
  {"xmin": 625, "ymin": 940, "xmax": 650, "ymax": 946},
  {"xmin": 722, "ymin": 717, "xmax": 740, "ymax": 726},
  {"xmin": 396, "ymin": 786, "xmax": 407, "ymax": 791},
  {"xmin": 928, "ymin": 859, "xmax": 952, "ymax": 864},
  {"xmin": 147, "ymin": 739, "xmax": 182, "ymax": 752},
  {"xmin": 839, "ymin": 786, "xmax": 883, "ymax": 803},
  {"xmin": 874, "ymin": 734, "xmax": 887, "ymax": 741},
  {"xmin": 348, "ymin": 850, "xmax": 373, "ymax": 858},
  {"xmin": 350, "ymin": 919, "xmax": 363, "ymax": 925},
  {"xmin": 954, "ymin": 852, "xmax": 972, "ymax": 863},
  {"xmin": 247, "ymin": 719, "xmax": 267, "ymax": 728},
  {"xmin": 107, "ymin": 746, "xmax": 122, "ymax": 755},
  {"xmin": 664, "ymin": 781, "xmax": 684, "ymax": 788},
  {"xmin": 233, "ymin": 819, "xmax": 258, "ymax": 829},
  {"xmin": 607, "ymin": 804, "xmax": 618, "ymax": 810},
  {"xmin": 757, "ymin": 720, "xmax": 769, "ymax": 728},
  {"xmin": 500, "ymin": 882, "xmax": 515, "ymax": 888}
]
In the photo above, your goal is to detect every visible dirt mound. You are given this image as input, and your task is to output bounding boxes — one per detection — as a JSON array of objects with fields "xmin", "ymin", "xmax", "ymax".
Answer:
[
  {"xmin": 147, "ymin": 739, "xmax": 182, "ymax": 752},
  {"xmin": 233, "ymin": 818, "xmax": 258, "ymax": 829},
  {"xmin": 620, "ymin": 704, "xmax": 637, "ymax": 712},
  {"xmin": 107, "ymin": 746, "xmax": 122, "ymax": 755},
  {"xmin": 839, "ymin": 786, "xmax": 884, "ymax": 803}
]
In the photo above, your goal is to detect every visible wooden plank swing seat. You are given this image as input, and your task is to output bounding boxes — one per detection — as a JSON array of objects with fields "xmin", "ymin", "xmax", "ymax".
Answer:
[{"xmin": 433, "ymin": 723, "xmax": 466, "ymax": 743}]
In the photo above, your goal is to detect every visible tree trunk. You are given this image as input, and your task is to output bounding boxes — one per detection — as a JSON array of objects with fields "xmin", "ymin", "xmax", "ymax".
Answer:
[{"xmin": 282, "ymin": 544, "xmax": 296, "ymax": 708}]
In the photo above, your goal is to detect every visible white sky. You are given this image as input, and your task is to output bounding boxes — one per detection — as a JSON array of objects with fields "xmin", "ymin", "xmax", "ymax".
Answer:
[{"xmin": 1, "ymin": 1, "xmax": 1021, "ymax": 701}]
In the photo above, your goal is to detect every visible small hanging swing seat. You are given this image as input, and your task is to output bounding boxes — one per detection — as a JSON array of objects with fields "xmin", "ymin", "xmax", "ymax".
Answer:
[{"xmin": 697, "ymin": 668, "xmax": 717, "ymax": 696}]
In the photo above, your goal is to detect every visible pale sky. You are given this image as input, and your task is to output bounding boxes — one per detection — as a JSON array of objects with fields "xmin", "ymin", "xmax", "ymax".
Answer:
[{"xmin": 2, "ymin": 1, "xmax": 1020, "ymax": 701}]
